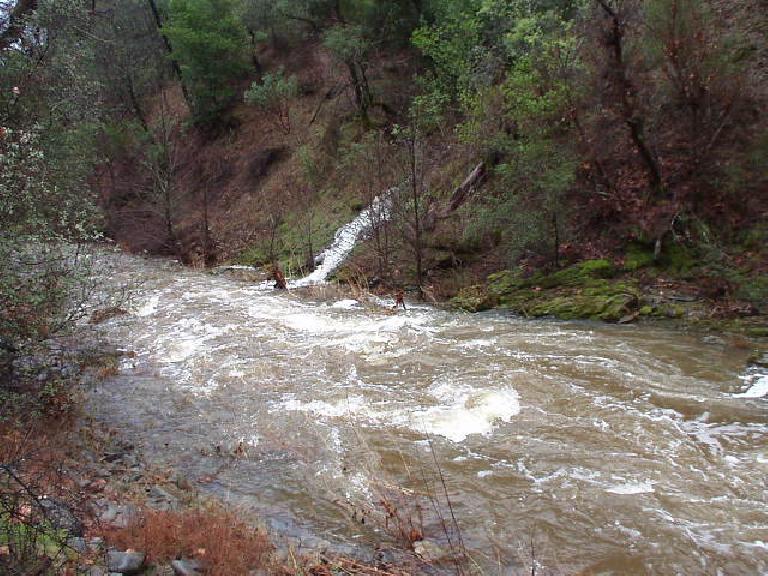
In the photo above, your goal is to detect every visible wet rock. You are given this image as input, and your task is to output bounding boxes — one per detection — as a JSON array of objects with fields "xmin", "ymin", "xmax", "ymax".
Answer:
[
  {"xmin": 175, "ymin": 473, "xmax": 193, "ymax": 491},
  {"xmin": 108, "ymin": 550, "xmax": 145, "ymax": 575},
  {"xmin": 38, "ymin": 497, "xmax": 83, "ymax": 536},
  {"xmin": 748, "ymin": 351, "xmax": 768, "ymax": 368},
  {"xmin": 147, "ymin": 485, "xmax": 179, "ymax": 511},
  {"xmin": 89, "ymin": 537, "xmax": 105, "ymax": 552},
  {"xmin": 702, "ymin": 335, "xmax": 726, "ymax": 346},
  {"xmin": 67, "ymin": 536, "xmax": 87, "ymax": 554},
  {"xmin": 98, "ymin": 502, "xmax": 137, "ymax": 528},
  {"xmin": 669, "ymin": 294, "xmax": 697, "ymax": 302},
  {"xmin": 171, "ymin": 558, "xmax": 203, "ymax": 576},
  {"xmin": 451, "ymin": 285, "xmax": 497, "ymax": 312},
  {"xmin": 618, "ymin": 312, "xmax": 639, "ymax": 324}
]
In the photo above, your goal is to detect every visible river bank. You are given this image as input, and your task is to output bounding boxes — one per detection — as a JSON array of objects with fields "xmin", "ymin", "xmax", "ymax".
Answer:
[
  {"xmin": 0, "ymin": 336, "xmax": 425, "ymax": 576},
  {"xmin": 446, "ymin": 257, "xmax": 767, "ymax": 338}
]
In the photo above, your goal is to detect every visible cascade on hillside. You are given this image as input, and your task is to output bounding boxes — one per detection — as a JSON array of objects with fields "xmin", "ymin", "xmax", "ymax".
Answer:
[{"xmin": 291, "ymin": 192, "xmax": 393, "ymax": 287}]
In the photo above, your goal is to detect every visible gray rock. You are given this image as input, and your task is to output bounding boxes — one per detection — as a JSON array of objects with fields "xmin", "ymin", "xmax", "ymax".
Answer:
[
  {"xmin": 38, "ymin": 497, "xmax": 83, "ymax": 536},
  {"xmin": 83, "ymin": 567, "xmax": 107, "ymax": 576},
  {"xmin": 88, "ymin": 537, "xmax": 105, "ymax": 552},
  {"xmin": 749, "ymin": 352, "xmax": 768, "ymax": 368},
  {"xmin": 670, "ymin": 294, "xmax": 697, "ymax": 302},
  {"xmin": 67, "ymin": 536, "xmax": 87, "ymax": 553},
  {"xmin": 171, "ymin": 558, "xmax": 203, "ymax": 576},
  {"xmin": 147, "ymin": 486, "xmax": 180, "ymax": 512},
  {"xmin": 99, "ymin": 503, "xmax": 137, "ymax": 528},
  {"xmin": 702, "ymin": 335, "xmax": 726, "ymax": 346},
  {"xmin": 107, "ymin": 550, "xmax": 145, "ymax": 575}
]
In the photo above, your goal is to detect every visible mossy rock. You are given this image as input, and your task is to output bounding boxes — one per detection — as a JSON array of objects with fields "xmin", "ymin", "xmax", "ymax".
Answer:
[
  {"xmin": 525, "ymin": 290, "xmax": 639, "ymax": 322},
  {"xmin": 488, "ymin": 260, "xmax": 616, "ymax": 296},
  {"xmin": 536, "ymin": 260, "xmax": 616, "ymax": 289},
  {"xmin": 451, "ymin": 285, "xmax": 498, "ymax": 312},
  {"xmin": 487, "ymin": 270, "xmax": 527, "ymax": 295},
  {"xmin": 745, "ymin": 326, "xmax": 768, "ymax": 338},
  {"xmin": 659, "ymin": 243, "xmax": 698, "ymax": 274},
  {"xmin": 624, "ymin": 242, "xmax": 655, "ymax": 271}
]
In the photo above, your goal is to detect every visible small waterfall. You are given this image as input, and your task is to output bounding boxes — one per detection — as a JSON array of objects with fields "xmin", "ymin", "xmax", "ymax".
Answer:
[{"xmin": 291, "ymin": 193, "xmax": 392, "ymax": 287}]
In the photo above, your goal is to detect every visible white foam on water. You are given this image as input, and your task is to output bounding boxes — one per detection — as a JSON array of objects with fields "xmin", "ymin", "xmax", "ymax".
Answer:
[
  {"xmin": 606, "ymin": 480, "xmax": 655, "ymax": 495},
  {"xmin": 331, "ymin": 299, "xmax": 360, "ymax": 309},
  {"xmin": 164, "ymin": 338, "xmax": 204, "ymax": 364},
  {"xmin": 135, "ymin": 294, "xmax": 160, "ymax": 317},
  {"xmin": 732, "ymin": 374, "xmax": 768, "ymax": 398},
  {"xmin": 405, "ymin": 382, "xmax": 521, "ymax": 442},
  {"xmin": 457, "ymin": 338, "xmax": 497, "ymax": 349},
  {"xmin": 275, "ymin": 394, "xmax": 378, "ymax": 420}
]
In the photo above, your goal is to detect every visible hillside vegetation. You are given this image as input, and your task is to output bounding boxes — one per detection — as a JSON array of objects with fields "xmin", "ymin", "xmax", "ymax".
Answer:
[{"xmin": 2, "ymin": 0, "xmax": 767, "ymax": 319}]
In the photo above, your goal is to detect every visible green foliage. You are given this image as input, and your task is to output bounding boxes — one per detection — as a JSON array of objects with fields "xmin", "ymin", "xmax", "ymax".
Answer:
[
  {"xmin": 323, "ymin": 25, "xmax": 370, "ymax": 64},
  {"xmin": 165, "ymin": 0, "xmax": 249, "ymax": 121},
  {"xmin": 244, "ymin": 69, "xmax": 299, "ymax": 108},
  {"xmin": 0, "ymin": 1, "xmax": 106, "ymax": 345},
  {"xmin": 244, "ymin": 69, "xmax": 299, "ymax": 133}
]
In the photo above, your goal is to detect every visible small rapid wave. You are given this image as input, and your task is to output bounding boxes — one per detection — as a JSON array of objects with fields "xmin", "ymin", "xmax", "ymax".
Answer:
[{"xmin": 733, "ymin": 373, "xmax": 768, "ymax": 399}]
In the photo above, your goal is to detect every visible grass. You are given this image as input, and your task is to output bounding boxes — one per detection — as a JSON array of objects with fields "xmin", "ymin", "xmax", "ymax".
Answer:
[{"xmin": 104, "ymin": 506, "xmax": 273, "ymax": 576}]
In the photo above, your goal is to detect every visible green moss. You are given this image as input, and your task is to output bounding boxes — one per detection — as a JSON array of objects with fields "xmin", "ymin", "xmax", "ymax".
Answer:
[
  {"xmin": 624, "ymin": 242, "xmax": 655, "ymax": 271},
  {"xmin": 739, "ymin": 224, "xmax": 768, "ymax": 252},
  {"xmin": 736, "ymin": 275, "xmax": 768, "ymax": 306},
  {"xmin": 487, "ymin": 270, "xmax": 527, "ymax": 295},
  {"xmin": 234, "ymin": 245, "xmax": 267, "ymax": 266},
  {"xmin": 489, "ymin": 260, "xmax": 616, "ymax": 296},
  {"xmin": 639, "ymin": 305, "xmax": 653, "ymax": 316},
  {"xmin": 745, "ymin": 326, "xmax": 768, "ymax": 338},
  {"xmin": 451, "ymin": 285, "xmax": 498, "ymax": 312},
  {"xmin": 659, "ymin": 243, "xmax": 697, "ymax": 274}
]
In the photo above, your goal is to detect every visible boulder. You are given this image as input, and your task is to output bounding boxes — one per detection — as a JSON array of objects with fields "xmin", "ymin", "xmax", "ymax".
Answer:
[
  {"xmin": 171, "ymin": 558, "xmax": 203, "ymax": 576},
  {"xmin": 107, "ymin": 550, "xmax": 145, "ymax": 575}
]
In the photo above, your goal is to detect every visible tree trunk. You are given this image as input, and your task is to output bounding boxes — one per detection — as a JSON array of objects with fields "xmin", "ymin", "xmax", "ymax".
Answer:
[
  {"xmin": 410, "ymin": 136, "xmax": 424, "ymax": 300},
  {"xmin": 347, "ymin": 61, "xmax": 370, "ymax": 125},
  {"xmin": 552, "ymin": 211, "xmax": 560, "ymax": 269},
  {"xmin": 146, "ymin": 0, "xmax": 190, "ymax": 105},
  {"xmin": 598, "ymin": 0, "xmax": 662, "ymax": 193}
]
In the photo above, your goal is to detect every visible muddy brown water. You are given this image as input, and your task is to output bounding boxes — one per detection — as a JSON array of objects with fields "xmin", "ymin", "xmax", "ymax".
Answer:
[{"xmin": 86, "ymin": 253, "xmax": 768, "ymax": 575}]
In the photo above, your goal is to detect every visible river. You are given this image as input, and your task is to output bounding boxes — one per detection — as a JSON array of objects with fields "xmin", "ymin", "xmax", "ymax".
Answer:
[{"xmin": 86, "ymin": 252, "xmax": 768, "ymax": 575}]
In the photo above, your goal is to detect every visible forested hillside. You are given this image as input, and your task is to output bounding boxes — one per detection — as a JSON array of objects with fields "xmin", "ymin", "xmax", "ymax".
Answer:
[{"xmin": 2, "ymin": 0, "xmax": 767, "ymax": 315}]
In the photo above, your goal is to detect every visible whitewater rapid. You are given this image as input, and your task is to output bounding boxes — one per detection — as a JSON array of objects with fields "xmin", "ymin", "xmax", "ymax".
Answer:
[{"xmin": 86, "ymin": 253, "xmax": 768, "ymax": 575}]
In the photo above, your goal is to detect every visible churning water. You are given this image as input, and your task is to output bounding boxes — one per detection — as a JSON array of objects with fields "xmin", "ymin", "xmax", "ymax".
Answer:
[{"xmin": 87, "ymin": 253, "xmax": 768, "ymax": 575}]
